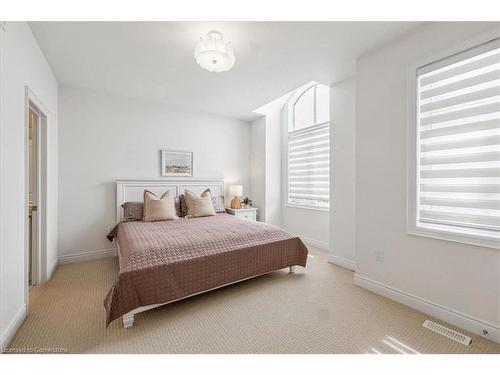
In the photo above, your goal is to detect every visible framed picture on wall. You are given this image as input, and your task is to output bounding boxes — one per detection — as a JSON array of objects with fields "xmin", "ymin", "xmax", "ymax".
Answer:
[{"xmin": 161, "ymin": 150, "xmax": 193, "ymax": 177}]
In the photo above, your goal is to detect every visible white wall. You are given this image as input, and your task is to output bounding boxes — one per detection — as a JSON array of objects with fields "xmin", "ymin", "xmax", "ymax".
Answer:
[
  {"xmin": 355, "ymin": 22, "xmax": 500, "ymax": 340},
  {"xmin": 58, "ymin": 85, "xmax": 251, "ymax": 259},
  {"xmin": 0, "ymin": 22, "xmax": 58, "ymax": 347},
  {"xmin": 281, "ymin": 206, "xmax": 329, "ymax": 248},
  {"xmin": 329, "ymin": 78, "xmax": 356, "ymax": 270},
  {"xmin": 264, "ymin": 109, "xmax": 283, "ymax": 226},
  {"xmin": 252, "ymin": 93, "xmax": 290, "ymax": 226},
  {"xmin": 250, "ymin": 116, "xmax": 266, "ymax": 221}
]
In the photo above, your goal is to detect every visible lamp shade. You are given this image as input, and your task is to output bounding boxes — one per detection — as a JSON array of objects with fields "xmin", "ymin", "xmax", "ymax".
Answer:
[
  {"xmin": 194, "ymin": 30, "xmax": 235, "ymax": 73},
  {"xmin": 230, "ymin": 185, "xmax": 243, "ymax": 197}
]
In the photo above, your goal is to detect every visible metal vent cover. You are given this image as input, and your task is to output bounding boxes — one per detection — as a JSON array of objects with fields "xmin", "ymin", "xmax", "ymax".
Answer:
[{"xmin": 423, "ymin": 320, "xmax": 472, "ymax": 346}]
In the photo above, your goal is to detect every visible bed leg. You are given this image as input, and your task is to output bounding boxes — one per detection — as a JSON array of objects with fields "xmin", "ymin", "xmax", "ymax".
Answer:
[
  {"xmin": 123, "ymin": 313, "xmax": 135, "ymax": 328},
  {"xmin": 289, "ymin": 266, "xmax": 296, "ymax": 274}
]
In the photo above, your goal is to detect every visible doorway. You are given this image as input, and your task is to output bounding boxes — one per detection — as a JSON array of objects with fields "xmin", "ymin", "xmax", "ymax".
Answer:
[
  {"xmin": 25, "ymin": 87, "xmax": 49, "ymax": 306},
  {"xmin": 28, "ymin": 107, "xmax": 40, "ymax": 286}
]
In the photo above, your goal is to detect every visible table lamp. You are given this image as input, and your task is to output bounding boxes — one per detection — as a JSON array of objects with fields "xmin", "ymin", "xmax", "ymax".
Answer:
[{"xmin": 230, "ymin": 185, "xmax": 243, "ymax": 209}]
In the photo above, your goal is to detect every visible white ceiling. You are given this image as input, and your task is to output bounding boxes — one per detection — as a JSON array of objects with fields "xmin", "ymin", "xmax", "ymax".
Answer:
[{"xmin": 30, "ymin": 22, "xmax": 422, "ymax": 121}]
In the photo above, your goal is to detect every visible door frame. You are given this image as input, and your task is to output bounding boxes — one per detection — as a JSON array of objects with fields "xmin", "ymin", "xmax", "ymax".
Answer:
[
  {"xmin": 24, "ymin": 87, "xmax": 50, "ymax": 306},
  {"xmin": 29, "ymin": 107, "xmax": 40, "ymax": 285}
]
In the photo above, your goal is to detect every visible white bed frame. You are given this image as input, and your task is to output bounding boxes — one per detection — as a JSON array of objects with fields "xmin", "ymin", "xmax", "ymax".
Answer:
[{"xmin": 115, "ymin": 178, "xmax": 296, "ymax": 328}]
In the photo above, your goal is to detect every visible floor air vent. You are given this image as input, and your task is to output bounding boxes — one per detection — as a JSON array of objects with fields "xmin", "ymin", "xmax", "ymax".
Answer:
[{"xmin": 423, "ymin": 320, "xmax": 472, "ymax": 346}]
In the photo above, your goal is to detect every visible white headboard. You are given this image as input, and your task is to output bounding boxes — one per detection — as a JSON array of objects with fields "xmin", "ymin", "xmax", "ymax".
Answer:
[{"xmin": 116, "ymin": 178, "xmax": 225, "ymax": 223}]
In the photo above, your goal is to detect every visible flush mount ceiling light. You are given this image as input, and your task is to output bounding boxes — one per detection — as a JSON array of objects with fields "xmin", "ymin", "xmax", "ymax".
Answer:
[{"xmin": 194, "ymin": 30, "xmax": 235, "ymax": 73}]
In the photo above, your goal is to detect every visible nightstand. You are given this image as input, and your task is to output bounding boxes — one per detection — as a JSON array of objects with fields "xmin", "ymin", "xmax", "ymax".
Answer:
[{"xmin": 225, "ymin": 207, "xmax": 258, "ymax": 221}]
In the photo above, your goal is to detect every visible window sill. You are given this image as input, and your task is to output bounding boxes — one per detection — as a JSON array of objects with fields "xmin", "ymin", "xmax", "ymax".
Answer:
[
  {"xmin": 285, "ymin": 203, "xmax": 329, "ymax": 213},
  {"xmin": 407, "ymin": 224, "xmax": 499, "ymax": 250}
]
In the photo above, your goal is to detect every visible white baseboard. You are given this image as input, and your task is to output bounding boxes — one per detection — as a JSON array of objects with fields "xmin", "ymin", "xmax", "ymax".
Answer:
[
  {"xmin": 353, "ymin": 274, "xmax": 500, "ymax": 344},
  {"xmin": 300, "ymin": 236, "xmax": 329, "ymax": 251},
  {"xmin": 328, "ymin": 254, "xmax": 356, "ymax": 271},
  {"xmin": 58, "ymin": 248, "xmax": 116, "ymax": 264},
  {"xmin": 0, "ymin": 304, "xmax": 26, "ymax": 351}
]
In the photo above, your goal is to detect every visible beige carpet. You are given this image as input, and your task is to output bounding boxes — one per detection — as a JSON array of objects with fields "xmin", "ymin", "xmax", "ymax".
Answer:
[{"xmin": 8, "ymin": 247, "xmax": 500, "ymax": 354}]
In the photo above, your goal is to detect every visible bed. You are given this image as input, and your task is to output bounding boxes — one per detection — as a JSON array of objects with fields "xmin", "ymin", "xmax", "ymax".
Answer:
[{"xmin": 104, "ymin": 179, "xmax": 308, "ymax": 328}]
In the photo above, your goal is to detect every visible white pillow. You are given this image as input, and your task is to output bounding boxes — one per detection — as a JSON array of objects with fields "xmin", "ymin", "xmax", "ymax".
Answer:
[
  {"xmin": 184, "ymin": 189, "xmax": 216, "ymax": 218},
  {"xmin": 143, "ymin": 190, "xmax": 177, "ymax": 222}
]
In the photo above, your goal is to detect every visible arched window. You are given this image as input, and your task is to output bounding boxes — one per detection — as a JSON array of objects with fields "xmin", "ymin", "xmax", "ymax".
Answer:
[
  {"xmin": 287, "ymin": 83, "xmax": 330, "ymax": 209},
  {"xmin": 292, "ymin": 83, "xmax": 330, "ymax": 131}
]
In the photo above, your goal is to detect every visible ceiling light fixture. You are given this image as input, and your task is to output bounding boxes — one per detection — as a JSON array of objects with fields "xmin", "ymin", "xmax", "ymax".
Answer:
[{"xmin": 194, "ymin": 30, "xmax": 235, "ymax": 73}]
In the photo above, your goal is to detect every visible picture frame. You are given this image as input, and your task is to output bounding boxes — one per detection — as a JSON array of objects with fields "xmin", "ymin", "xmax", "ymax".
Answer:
[{"xmin": 161, "ymin": 150, "xmax": 193, "ymax": 177}]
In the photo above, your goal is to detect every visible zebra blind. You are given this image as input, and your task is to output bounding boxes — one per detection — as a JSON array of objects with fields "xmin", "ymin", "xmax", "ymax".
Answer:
[
  {"xmin": 416, "ymin": 38, "xmax": 500, "ymax": 240},
  {"xmin": 288, "ymin": 122, "xmax": 330, "ymax": 208}
]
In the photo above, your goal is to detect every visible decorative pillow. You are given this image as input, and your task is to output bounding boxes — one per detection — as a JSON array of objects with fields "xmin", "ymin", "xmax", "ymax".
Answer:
[
  {"xmin": 121, "ymin": 202, "xmax": 143, "ymax": 221},
  {"xmin": 184, "ymin": 189, "xmax": 216, "ymax": 218},
  {"xmin": 178, "ymin": 194, "xmax": 188, "ymax": 217},
  {"xmin": 143, "ymin": 190, "xmax": 177, "ymax": 222},
  {"xmin": 211, "ymin": 196, "xmax": 226, "ymax": 213}
]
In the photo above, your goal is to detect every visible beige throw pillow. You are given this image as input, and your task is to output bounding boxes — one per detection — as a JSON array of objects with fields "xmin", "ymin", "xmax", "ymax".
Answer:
[
  {"xmin": 143, "ymin": 190, "xmax": 177, "ymax": 222},
  {"xmin": 184, "ymin": 189, "xmax": 216, "ymax": 218}
]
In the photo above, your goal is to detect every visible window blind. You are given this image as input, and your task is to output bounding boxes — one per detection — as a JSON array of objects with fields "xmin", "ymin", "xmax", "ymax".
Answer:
[
  {"xmin": 288, "ymin": 122, "xmax": 330, "ymax": 208},
  {"xmin": 416, "ymin": 38, "xmax": 500, "ymax": 240}
]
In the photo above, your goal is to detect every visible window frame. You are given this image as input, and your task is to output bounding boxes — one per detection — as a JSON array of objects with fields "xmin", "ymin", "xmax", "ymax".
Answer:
[
  {"xmin": 286, "ymin": 82, "xmax": 330, "ymax": 211},
  {"xmin": 407, "ymin": 31, "xmax": 500, "ymax": 250}
]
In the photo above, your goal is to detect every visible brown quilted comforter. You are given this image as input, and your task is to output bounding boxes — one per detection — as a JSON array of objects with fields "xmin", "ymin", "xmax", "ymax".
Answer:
[{"xmin": 104, "ymin": 213, "xmax": 308, "ymax": 325}]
